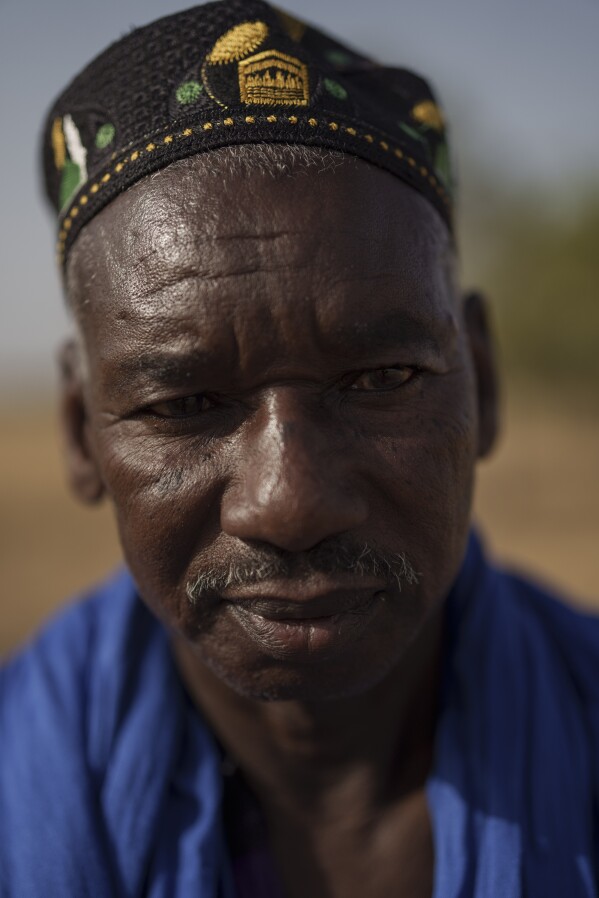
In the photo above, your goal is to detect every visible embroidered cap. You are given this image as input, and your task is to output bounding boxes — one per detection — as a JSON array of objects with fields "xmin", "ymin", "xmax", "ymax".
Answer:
[{"xmin": 42, "ymin": 0, "xmax": 454, "ymax": 265}]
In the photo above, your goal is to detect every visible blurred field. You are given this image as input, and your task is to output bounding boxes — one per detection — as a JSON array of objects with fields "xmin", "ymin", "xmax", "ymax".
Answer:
[{"xmin": 1, "ymin": 390, "xmax": 598, "ymax": 655}]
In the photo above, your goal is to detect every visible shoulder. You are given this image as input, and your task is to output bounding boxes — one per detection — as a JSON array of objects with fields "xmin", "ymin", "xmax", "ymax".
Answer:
[
  {"xmin": 453, "ymin": 533, "xmax": 599, "ymax": 699},
  {"xmin": 0, "ymin": 572, "xmax": 187, "ymax": 894},
  {"xmin": 435, "ymin": 538, "xmax": 599, "ymax": 891},
  {"xmin": 0, "ymin": 576, "xmax": 224, "ymax": 896},
  {"xmin": 497, "ymin": 564, "xmax": 599, "ymax": 697},
  {"xmin": 1, "ymin": 570, "xmax": 137, "ymax": 704},
  {"xmin": 0, "ymin": 570, "xmax": 161, "ymax": 766}
]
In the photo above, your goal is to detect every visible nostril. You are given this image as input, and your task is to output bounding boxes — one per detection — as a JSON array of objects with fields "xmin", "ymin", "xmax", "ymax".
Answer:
[{"xmin": 281, "ymin": 420, "xmax": 298, "ymax": 439}]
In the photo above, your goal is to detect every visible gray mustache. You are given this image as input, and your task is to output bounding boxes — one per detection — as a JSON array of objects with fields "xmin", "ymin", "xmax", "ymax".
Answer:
[{"xmin": 186, "ymin": 539, "xmax": 419, "ymax": 605}]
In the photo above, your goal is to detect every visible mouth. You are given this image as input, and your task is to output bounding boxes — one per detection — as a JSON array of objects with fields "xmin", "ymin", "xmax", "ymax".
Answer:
[{"xmin": 222, "ymin": 581, "xmax": 387, "ymax": 660}]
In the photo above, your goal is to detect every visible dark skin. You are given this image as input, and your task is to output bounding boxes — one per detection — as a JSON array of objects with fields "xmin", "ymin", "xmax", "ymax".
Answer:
[{"xmin": 60, "ymin": 151, "xmax": 498, "ymax": 897}]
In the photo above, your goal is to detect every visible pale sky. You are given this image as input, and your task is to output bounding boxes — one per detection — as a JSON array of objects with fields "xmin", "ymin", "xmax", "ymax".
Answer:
[{"xmin": 1, "ymin": 0, "xmax": 598, "ymax": 389}]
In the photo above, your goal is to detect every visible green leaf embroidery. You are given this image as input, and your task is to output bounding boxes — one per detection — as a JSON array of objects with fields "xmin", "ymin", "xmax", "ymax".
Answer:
[
  {"xmin": 59, "ymin": 160, "xmax": 81, "ymax": 209},
  {"xmin": 325, "ymin": 49, "xmax": 353, "ymax": 68},
  {"xmin": 399, "ymin": 122, "xmax": 426, "ymax": 145},
  {"xmin": 434, "ymin": 141, "xmax": 451, "ymax": 189},
  {"xmin": 324, "ymin": 78, "xmax": 348, "ymax": 101},
  {"xmin": 176, "ymin": 81, "xmax": 204, "ymax": 105},
  {"xmin": 95, "ymin": 123, "xmax": 116, "ymax": 149}
]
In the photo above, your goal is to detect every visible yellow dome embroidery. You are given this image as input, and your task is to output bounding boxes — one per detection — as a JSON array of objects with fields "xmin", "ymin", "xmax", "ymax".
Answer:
[
  {"xmin": 411, "ymin": 100, "xmax": 445, "ymax": 132},
  {"xmin": 207, "ymin": 21, "xmax": 269, "ymax": 65},
  {"xmin": 51, "ymin": 118, "xmax": 66, "ymax": 170},
  {"xmin": 275, "ymin": 9, "xmax": 306, "ymax": 42}
]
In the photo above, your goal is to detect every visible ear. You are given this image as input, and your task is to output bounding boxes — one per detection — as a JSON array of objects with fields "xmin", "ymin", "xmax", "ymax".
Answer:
[
  {"xmin": 463, "ymin": 291, "xmax": 500, "ymax": 459},
  {"xmin": 58, "ymin": 338, "xmax": 105, "ymax": 503}
]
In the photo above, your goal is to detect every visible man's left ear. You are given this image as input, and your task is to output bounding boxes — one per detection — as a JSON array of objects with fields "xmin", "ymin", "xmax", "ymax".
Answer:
[
  {"xmin": 58, "ymin": 338, "xmax": 105, "ymax": 503},
  {"xmin": 463, "ymin": 291, "xmax": 500, "ymax": 459}
]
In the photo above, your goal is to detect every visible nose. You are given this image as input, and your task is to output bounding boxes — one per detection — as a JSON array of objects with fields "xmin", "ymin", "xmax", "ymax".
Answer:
[{"xmin": 220, "ymin": 389, "xmax": 368, "ymax": 552}]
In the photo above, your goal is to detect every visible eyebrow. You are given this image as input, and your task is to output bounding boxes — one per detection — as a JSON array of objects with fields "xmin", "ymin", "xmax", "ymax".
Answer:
[
  {"xmin": 109, "ymin": 351, "xmax": 213, "ymax": 389},
  {"xmin": 326, "ymin": 308, "xmax": 457, "ymax": 359},
  {"xmin": 107, "ymin": 307, "xmax": 455, "ymax": 393}
]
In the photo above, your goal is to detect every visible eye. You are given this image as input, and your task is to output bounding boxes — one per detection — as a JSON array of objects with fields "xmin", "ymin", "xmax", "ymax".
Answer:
[
  {"xmin": 147, "ymin": 394, "xmax": 213, "ymax": 418},
  {"xmin": 349, "ymin": 367, "xmax": 416, "ymax": 391}
]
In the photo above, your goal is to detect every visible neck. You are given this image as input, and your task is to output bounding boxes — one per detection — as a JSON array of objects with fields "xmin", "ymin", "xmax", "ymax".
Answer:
[{"xmin": 172, "ymin": 606, "xmax": 443, "ymax": 824}]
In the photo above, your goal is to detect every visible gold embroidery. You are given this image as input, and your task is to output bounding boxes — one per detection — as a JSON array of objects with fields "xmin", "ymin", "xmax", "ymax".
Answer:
[
  {"xmin": 239, "ymin": 50, "xmax": 309, "ymax": 106},
  {"xmin": 207, "ymin": 21, "xmax": 268, "ymax": 65},
  {"xmin": 51, "ymin": 118, "xmax": 66, "ymax": 170},
  {"xmin": 275, "ymin": 9, "xmax": 306, "ymax": 42},
  {"xmin": 411, "ymin": 100, "xmax": 445, "ymax": 132}
]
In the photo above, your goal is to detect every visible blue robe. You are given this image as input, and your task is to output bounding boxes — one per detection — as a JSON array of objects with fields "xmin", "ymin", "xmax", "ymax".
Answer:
[{"xmin": 1, "ymin": 533, "xmax": 598, "ymax": 896}]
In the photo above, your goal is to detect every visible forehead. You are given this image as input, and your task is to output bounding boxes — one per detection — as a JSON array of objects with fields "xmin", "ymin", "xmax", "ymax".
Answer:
[{"xmin": 67, "ymin": 151, "xmax": 455, "ymax": 358}]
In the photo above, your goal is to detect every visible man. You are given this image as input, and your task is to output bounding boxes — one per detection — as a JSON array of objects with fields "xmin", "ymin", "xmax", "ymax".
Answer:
[{"xmin": 1, "ymin": 2, "xmax": 598, "ymax": 896}]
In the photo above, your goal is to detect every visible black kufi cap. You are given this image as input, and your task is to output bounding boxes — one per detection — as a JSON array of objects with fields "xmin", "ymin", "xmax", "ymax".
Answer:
[{"xmin": 42, "ymin": 0, "xmax": 454, "ymax": 265}]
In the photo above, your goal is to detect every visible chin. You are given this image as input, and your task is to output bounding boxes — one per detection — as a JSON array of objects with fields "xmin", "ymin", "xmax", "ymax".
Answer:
[{"xmin": 199, "ymin": 643, "xmax": 413, "ymax": 703}]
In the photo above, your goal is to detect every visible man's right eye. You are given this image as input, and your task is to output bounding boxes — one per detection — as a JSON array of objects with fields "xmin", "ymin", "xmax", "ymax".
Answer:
[{"xmin": 147, "ymin": 394, "xmax": 213, "ymax": 418}]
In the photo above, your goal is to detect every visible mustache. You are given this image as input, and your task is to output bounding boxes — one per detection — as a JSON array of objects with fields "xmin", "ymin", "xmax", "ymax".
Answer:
[{"xmin": 186, "ymin": 537, "xmax": 420, "ymax": 605}]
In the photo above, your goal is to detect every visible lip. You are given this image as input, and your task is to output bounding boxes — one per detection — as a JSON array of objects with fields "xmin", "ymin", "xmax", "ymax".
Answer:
[
  {"xmin": 229, "ymin": 590, "xmax": 375, "ymax": 620},
  {"xmin": 223, "ymin": 583, "xmax": 387, "ymax": 660},
  {"xmin": 223, "ymin": 575, "xmax": 386, "ymax": 612}
]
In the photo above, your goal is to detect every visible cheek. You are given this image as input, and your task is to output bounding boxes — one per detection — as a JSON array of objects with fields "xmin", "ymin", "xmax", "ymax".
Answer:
[
  {"xmin": 361, "ymin": 379, "xmax": 478, "ymax": 597},
  {"xmin": 96, "ymin": 428, "xmax": 227, "ymax": 614}
]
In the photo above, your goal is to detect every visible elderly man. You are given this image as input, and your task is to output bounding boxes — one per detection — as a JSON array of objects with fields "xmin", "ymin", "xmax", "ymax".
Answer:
[{"xmin": 1, "ymin": 2, "xmax": 598, "ymax": 896}]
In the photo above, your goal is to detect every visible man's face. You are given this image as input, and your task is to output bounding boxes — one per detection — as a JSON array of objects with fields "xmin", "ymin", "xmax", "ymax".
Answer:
[{"xmin": 64, "ymin": 151, "xmax": 496, "ymax": 701}]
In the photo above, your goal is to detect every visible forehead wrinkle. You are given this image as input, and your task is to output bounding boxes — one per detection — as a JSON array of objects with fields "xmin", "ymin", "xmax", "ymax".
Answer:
[
  {"xmin": 67, "ymin": 181, "xmax": 214, "ymax": 309},
  {"xmin": 109, "ymin": 189, "xmax": 322, "ymax": 304},
  {"xmin": 67, "ymin": 152, "xmax": 457, "ymax": 349},
  {"xmin": 124, "ymin": 232, "xmax": 319, "ymax": 303}
]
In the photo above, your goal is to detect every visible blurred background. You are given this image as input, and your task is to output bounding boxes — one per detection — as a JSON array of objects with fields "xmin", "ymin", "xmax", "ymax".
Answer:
[{"xmin": 1, "ymin": 0, "xmax": 598, "ymax": 654}]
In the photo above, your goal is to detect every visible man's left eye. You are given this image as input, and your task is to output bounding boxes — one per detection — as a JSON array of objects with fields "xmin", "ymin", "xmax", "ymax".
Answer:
[
  {"xmin": 349, "ymin": 367, "xmax": 416, "ymax": 391},
  {"xmin": 148, "ymin": 394, "xmax": 213, "ymax": 418}
]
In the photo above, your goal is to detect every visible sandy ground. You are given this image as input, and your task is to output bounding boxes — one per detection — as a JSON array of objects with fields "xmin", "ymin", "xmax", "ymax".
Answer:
[{"xmin": 1, "ymin": 393, "xmax": 598, "ymax": 654}]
